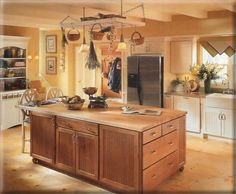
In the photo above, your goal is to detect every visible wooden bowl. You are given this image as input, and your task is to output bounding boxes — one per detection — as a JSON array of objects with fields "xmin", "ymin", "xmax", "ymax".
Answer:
[
  {"xmin": 83, "ymin": 87, "xmax": 98, "ymax": 96},
  {"xmin": 63, "ymin": 101, "xmax": 84, "ymax": 110}
]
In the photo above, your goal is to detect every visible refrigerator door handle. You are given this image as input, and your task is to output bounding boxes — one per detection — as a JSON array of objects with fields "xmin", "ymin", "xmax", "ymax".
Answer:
[{"xmin": 137, "ymin": 63, "xmax": 143, "ymax": 105}]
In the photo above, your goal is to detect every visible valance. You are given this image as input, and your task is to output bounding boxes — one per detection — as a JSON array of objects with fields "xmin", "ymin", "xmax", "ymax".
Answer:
[{"xmin": 199, "ymin": 36, "xmax": 236, "ymax": 57}]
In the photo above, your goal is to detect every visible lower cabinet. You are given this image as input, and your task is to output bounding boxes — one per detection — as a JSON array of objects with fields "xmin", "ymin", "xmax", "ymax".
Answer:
[
  {"xmin": 174, "ymin": 96, "xmax": 200, "ymax": 133},
  {"xmin": 30, "ymin": 112, "xmax": 55, "ymax": 164},
  {"xmin": 75, "ymin": 132, "xmax": 98, "ymax": 179},
  {"xmin": 55, "ymin": 122, "xmax": 98, "ymax": 179},
  {"xmin": 205, "ymin": 107, "xmax": 234, "ymax": 139},
  {"xmin": 56, "ymin": 127, "xmax": 76, "ymax": 173},
  {"xmin": 99, "ymin": 125, "xmax": 141, "ymax": 192}
]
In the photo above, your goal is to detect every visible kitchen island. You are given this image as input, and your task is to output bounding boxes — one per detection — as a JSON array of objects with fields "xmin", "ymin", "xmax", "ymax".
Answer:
[{"xmin": 19, "ymin": 102, "xmax": 186, "ymax": 193}]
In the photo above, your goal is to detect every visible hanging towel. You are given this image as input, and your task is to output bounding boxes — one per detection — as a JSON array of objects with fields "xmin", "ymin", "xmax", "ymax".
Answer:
[{"xmin": 108, "ymin": 57, "xmax": 121, "ymax": 93}]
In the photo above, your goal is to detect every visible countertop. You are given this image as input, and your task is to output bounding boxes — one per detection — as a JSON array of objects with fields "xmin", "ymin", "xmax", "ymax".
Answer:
[
  {"xmin": 165, "ymin": 91, "xmax": 207, "ymax": 98},
  {"xmin": 18, "ymin": 102, "xmax": 186, "ymax": 132}
]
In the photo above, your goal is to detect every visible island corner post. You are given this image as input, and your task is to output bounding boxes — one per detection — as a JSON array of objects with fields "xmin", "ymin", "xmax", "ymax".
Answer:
[{"xmin": 24, "ymin": 103, "xmax": 186, "ymax": 193}]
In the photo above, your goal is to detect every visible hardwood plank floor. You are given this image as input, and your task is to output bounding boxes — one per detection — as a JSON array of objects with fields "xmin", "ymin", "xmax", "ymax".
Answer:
[{"xmin": 0, "ymin": 126, "xmax": 234, "ymax": 193}]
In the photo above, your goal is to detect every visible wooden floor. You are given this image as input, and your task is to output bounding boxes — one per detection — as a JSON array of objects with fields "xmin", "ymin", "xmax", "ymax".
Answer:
[{"xmin": 0, "ymin": 126, "xmax": 234, "ymax": 193}]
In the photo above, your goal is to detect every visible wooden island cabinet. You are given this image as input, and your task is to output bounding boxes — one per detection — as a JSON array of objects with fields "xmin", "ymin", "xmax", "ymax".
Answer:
[{"xmin": 27, "ymin": 103, "xmax": 186, "ymax": 193}]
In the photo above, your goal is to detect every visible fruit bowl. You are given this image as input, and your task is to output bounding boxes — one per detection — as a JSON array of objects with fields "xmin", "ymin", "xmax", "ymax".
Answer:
[
  {"xmin": 61, "ymin": 95, "xmax": 85, "ymax": 110},
  {"xmin": 83, "ymin": 87, "xmax": 97, "ymax": 96}
]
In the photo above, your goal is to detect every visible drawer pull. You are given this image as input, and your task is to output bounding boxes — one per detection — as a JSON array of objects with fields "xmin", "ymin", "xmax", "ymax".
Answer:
[
  {"xmin": 151, "ymin": 150, "xmax": 156, "ymax": 154},
  {"xmin": 168, "ymin": 141, "xmax": 173, "ymax": 146},
  {"xmin": 152, "ymin": 174, "xmax": 156, "ymax": 179},
  {"xmin": 150, "ymin": 132, "xmax": 157, "ymax": 136},
  {"xmin": 87, "ymin": 127, "xmax": 96, "ymax": 134},
  {"xmin": 167, "ymin": 124, "xmax": 174, "ymax": 128}
]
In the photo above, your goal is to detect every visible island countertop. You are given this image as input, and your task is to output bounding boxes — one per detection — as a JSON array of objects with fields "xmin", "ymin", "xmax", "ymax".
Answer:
[{"xmin": 18, "ymin": 101, "xmax": 186, "ymax": 132}]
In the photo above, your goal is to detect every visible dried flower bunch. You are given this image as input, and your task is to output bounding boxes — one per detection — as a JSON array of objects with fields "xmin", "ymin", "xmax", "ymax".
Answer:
[{"xmin": 190, "ymin": 63, "xmax": 223, "ymax": 80}]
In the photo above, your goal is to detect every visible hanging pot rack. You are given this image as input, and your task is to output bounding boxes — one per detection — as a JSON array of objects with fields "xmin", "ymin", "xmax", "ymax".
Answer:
[{"xmin": 60, "ymin": 3, "xmax": 145, "ymax": 30}]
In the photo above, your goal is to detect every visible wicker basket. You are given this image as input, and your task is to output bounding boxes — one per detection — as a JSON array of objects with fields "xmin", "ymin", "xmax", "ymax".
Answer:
[
  {"xmin": 63, "ymin": 102, "xmax": 84, "ymax": 110},
  {"xmin": 90, "ymin": 23, "xmax": 104, "ymax": 40},
  {"xmin": 67, "ymin": 29, "xmax": 80, "ymax": 41},
  {"xmin": 130, "ymin": 31, "xmax": 144, "ymax": 45}
]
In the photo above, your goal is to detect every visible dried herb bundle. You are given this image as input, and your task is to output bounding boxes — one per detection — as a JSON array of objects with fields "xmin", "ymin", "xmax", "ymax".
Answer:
[{"xmin": 85, "ymin": 40, "xmax": 100, "ymax": 70}]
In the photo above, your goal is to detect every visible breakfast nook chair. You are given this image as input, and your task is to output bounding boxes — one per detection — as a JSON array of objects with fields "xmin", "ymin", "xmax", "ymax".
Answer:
[
  {"xmin": 18, "ymin": 89, "xmax": 39, "ymax": 153},
  {"xmin": 45, "ymin": 87, "xmax": 63, "ymax": 100}
]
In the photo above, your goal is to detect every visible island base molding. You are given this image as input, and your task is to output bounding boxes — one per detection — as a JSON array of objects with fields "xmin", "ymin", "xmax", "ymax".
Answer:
[{"xmin": 30, "ymin": 111, "xmax": 186, "ymax": 193}]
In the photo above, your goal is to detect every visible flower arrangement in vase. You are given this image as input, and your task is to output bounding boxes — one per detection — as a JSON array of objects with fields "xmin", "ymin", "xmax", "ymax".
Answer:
[{"xmin": 190, "ymin": 63, "xmax": 222, "ymax": 93}]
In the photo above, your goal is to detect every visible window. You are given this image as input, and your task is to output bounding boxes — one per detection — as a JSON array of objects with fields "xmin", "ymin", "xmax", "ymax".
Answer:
[{"xmin": 201, "ymin": 47, "xmax": 229, "ymax": 85}]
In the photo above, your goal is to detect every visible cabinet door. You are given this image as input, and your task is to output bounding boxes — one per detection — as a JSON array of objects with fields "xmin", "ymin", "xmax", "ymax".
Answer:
[
  {"xmin": 174, "ymin": 96, "xmax": 200, "ymax": 133},
  {"xmin": 56, "ymin": 127, "xmax": 76, "ymax": 173},
  {"xmin": 164, "ymin": 94, "xmax": 173, "ymax": 109},
  {"xmin": 170, "ymin": 40, "xmax": 193, "ymax": 73},
  {"xmin": 75, "ymin": 132, "xmax": 98, "ymax": 180},
  {"xmin": 1, "ymin": 97, "xmax": 21, "ymax": 130},
  {"xmin": 31, "ymin": 112, "xmax": 55, "ymax": 164},
  {"xmin": 205, "ymin": 107, "xmax": 222, "ymax": 137},
  {"xmin": 100, "ymin": 125, "xmax": 141, "ymax": 192},
  {"xmin": 221, "ymin": 109, "xmax": 234, "ymax": 139}
]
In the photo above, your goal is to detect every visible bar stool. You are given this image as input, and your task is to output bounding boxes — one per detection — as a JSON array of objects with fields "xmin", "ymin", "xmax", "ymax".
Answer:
[
  {"xmin": 18, "ymin": 89, "xmax": 39, "ymax": 153},
  {"xmin": 45, "ymin": 87, "xmax": 63, "ymax": 100}
]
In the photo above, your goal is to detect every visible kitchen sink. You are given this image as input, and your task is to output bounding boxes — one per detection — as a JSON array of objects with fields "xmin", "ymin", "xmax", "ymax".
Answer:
[{"xmin": 206, "ymin": 93, "xmax": 235, "ymax": 109}]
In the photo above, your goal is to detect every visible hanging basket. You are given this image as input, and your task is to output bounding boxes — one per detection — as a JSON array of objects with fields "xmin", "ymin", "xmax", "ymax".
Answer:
[
  {"xmin": 90, "ymin": 23, "xmax": 104, "ymax": 40},
  {"xmin": 130, "ymin": 31, "xmax": 144, "ymax": 45},
  {"xmin": 67, "ymin": 29, "xmax": 80, "ymax": 41}
]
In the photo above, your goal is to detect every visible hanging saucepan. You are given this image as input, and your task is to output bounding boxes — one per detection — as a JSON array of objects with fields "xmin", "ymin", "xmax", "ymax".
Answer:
[
  {"xmin": 90, "ymin": 23, "xmax": 104, "ymax": 41},
  {"xmin": 67, "ymin": 28, "xmax": 80, "ymax": 41},
  {"xmin": 130, "ymin": 31, "xmax": 144, "ymax": 46}
]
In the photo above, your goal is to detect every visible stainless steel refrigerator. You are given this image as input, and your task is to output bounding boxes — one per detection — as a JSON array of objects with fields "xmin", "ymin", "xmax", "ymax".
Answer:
[{"xmin": 127, "ymin": 55, "xmax": 163, "ymax": 107}]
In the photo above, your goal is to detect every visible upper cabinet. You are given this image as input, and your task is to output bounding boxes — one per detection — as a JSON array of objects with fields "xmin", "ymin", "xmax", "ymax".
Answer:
[{"xmin": 170, "ymin": 38, "xmax": 197, "ymax": 74}]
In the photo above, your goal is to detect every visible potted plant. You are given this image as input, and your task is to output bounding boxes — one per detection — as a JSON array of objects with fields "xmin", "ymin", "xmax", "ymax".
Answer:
[{"xmin": 190, "ymin": 63, "xmax": 222, "ymax": 93}]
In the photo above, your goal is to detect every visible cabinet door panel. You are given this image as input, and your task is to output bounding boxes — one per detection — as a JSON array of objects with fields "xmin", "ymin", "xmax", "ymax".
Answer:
[
  {"xmin": 100, "ymin": 125, "xmax": 141, "ymax": 192},
  {"xmin": 222, "ymin": 109, "xmax": 234, "ymax": 139},
  {"xmin": 56, "ymin": 127, "xmax": 76, "ymax": 173},
  {"xmin": 205, "ymin": 107, "xmax": 222, "ymax": 137},
  {"xmin": 31, "ymin": 113, "xmax": 55, "ymax": 163},
  {"xmin": 170, "ymin": 40, "xmax": 192, "ymax": 73},
  {"xmin": 174, "ymin": 96, "xmax": 200, "ymax": 133},
  {"xmin": 76, "ymin": 132, "xmax": 98, "ymax": 180}
]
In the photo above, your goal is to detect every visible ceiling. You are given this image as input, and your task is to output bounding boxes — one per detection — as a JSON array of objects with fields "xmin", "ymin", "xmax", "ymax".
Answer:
[{"xmin": 0, "ymin": 0, "xmax": 235, "ymax": 29}]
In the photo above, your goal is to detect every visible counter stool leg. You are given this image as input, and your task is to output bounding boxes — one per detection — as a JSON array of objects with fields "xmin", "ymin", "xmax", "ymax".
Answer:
[{"xmin": 21, "ymin": 122, "xmax": 25, "ymax": 153}]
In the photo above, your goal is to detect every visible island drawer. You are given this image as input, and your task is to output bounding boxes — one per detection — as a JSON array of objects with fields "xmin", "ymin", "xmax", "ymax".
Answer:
[
  {"xmin": 143, "ymin": 130, "xmax": 178, "ymax": 169},
  {"xmin": 56, "ymin": 117, "xmax": 98, "ymax": 135},
  {"xmin": 143, "ymin": 125, "xmax": 162, "ymax": 144},
  {"xmin": 143, "ymin": 151, "xmax": 178, "ymax": 191},
  {"xmin": 162, "ymin": 119, "xmax": 179, "ymax": 135}
]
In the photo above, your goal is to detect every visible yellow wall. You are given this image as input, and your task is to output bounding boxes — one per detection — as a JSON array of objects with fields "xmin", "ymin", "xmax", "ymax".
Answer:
[
  {"xmin": 0, "ymin": 10, "xmax": 234, "ymax": 96},
  {"xmin": 0, "ymin": 25, "xmax": 39, "ymax": 81}
]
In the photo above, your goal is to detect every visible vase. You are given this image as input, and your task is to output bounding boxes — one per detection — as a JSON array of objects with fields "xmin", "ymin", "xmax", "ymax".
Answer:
[{"xmin": 204, "ymin": 79, "xmax": 211, "ymax": 93}]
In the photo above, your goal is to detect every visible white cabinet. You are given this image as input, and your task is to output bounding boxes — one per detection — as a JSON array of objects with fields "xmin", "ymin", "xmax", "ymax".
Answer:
[
  {"xmin": 205, "ymin": 107, "xmax": 222, "ymax": 136},
  {"xmin": 0, "ymin": 90, "xmax": 23, "ymax": 131},
  {"xmin": 170, "ymin": 40, "xmax": 196, "ymax": 74},
  {"xmin": 205, "ymin": 107, "xmax": 234, "ymax": 139},
  {"xmin": 173, "ymin": 96, "xmax": 200, "ymax": 133},
  {"xmin": 164, "ymin": 94, "xmax": 173, "ymax": 109}
]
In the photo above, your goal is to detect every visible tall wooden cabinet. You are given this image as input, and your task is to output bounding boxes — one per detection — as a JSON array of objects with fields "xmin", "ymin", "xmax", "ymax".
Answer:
[
  {"xmin": 99, "ymin": 125, "xmax": 141, "ymax": 192},
  {"xmin": 30, "ymin": 112, "xmax": 55, "ymax": 164}
]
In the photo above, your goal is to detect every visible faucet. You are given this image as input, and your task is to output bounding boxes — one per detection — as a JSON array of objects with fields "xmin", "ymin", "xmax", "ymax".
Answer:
[{"xmin": 222, "ymin": 78, "xmax": 234, "ymax": 94}]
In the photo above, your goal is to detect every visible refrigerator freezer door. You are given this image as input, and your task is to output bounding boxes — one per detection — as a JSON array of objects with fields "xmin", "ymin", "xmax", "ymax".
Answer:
[
  {"xmin": 139, "ymin": 56, "xmax": 163, "ymax": 107},
  {"xmin": 127, "ymin": 56, "xmax": 140, "ymax": 105}
]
